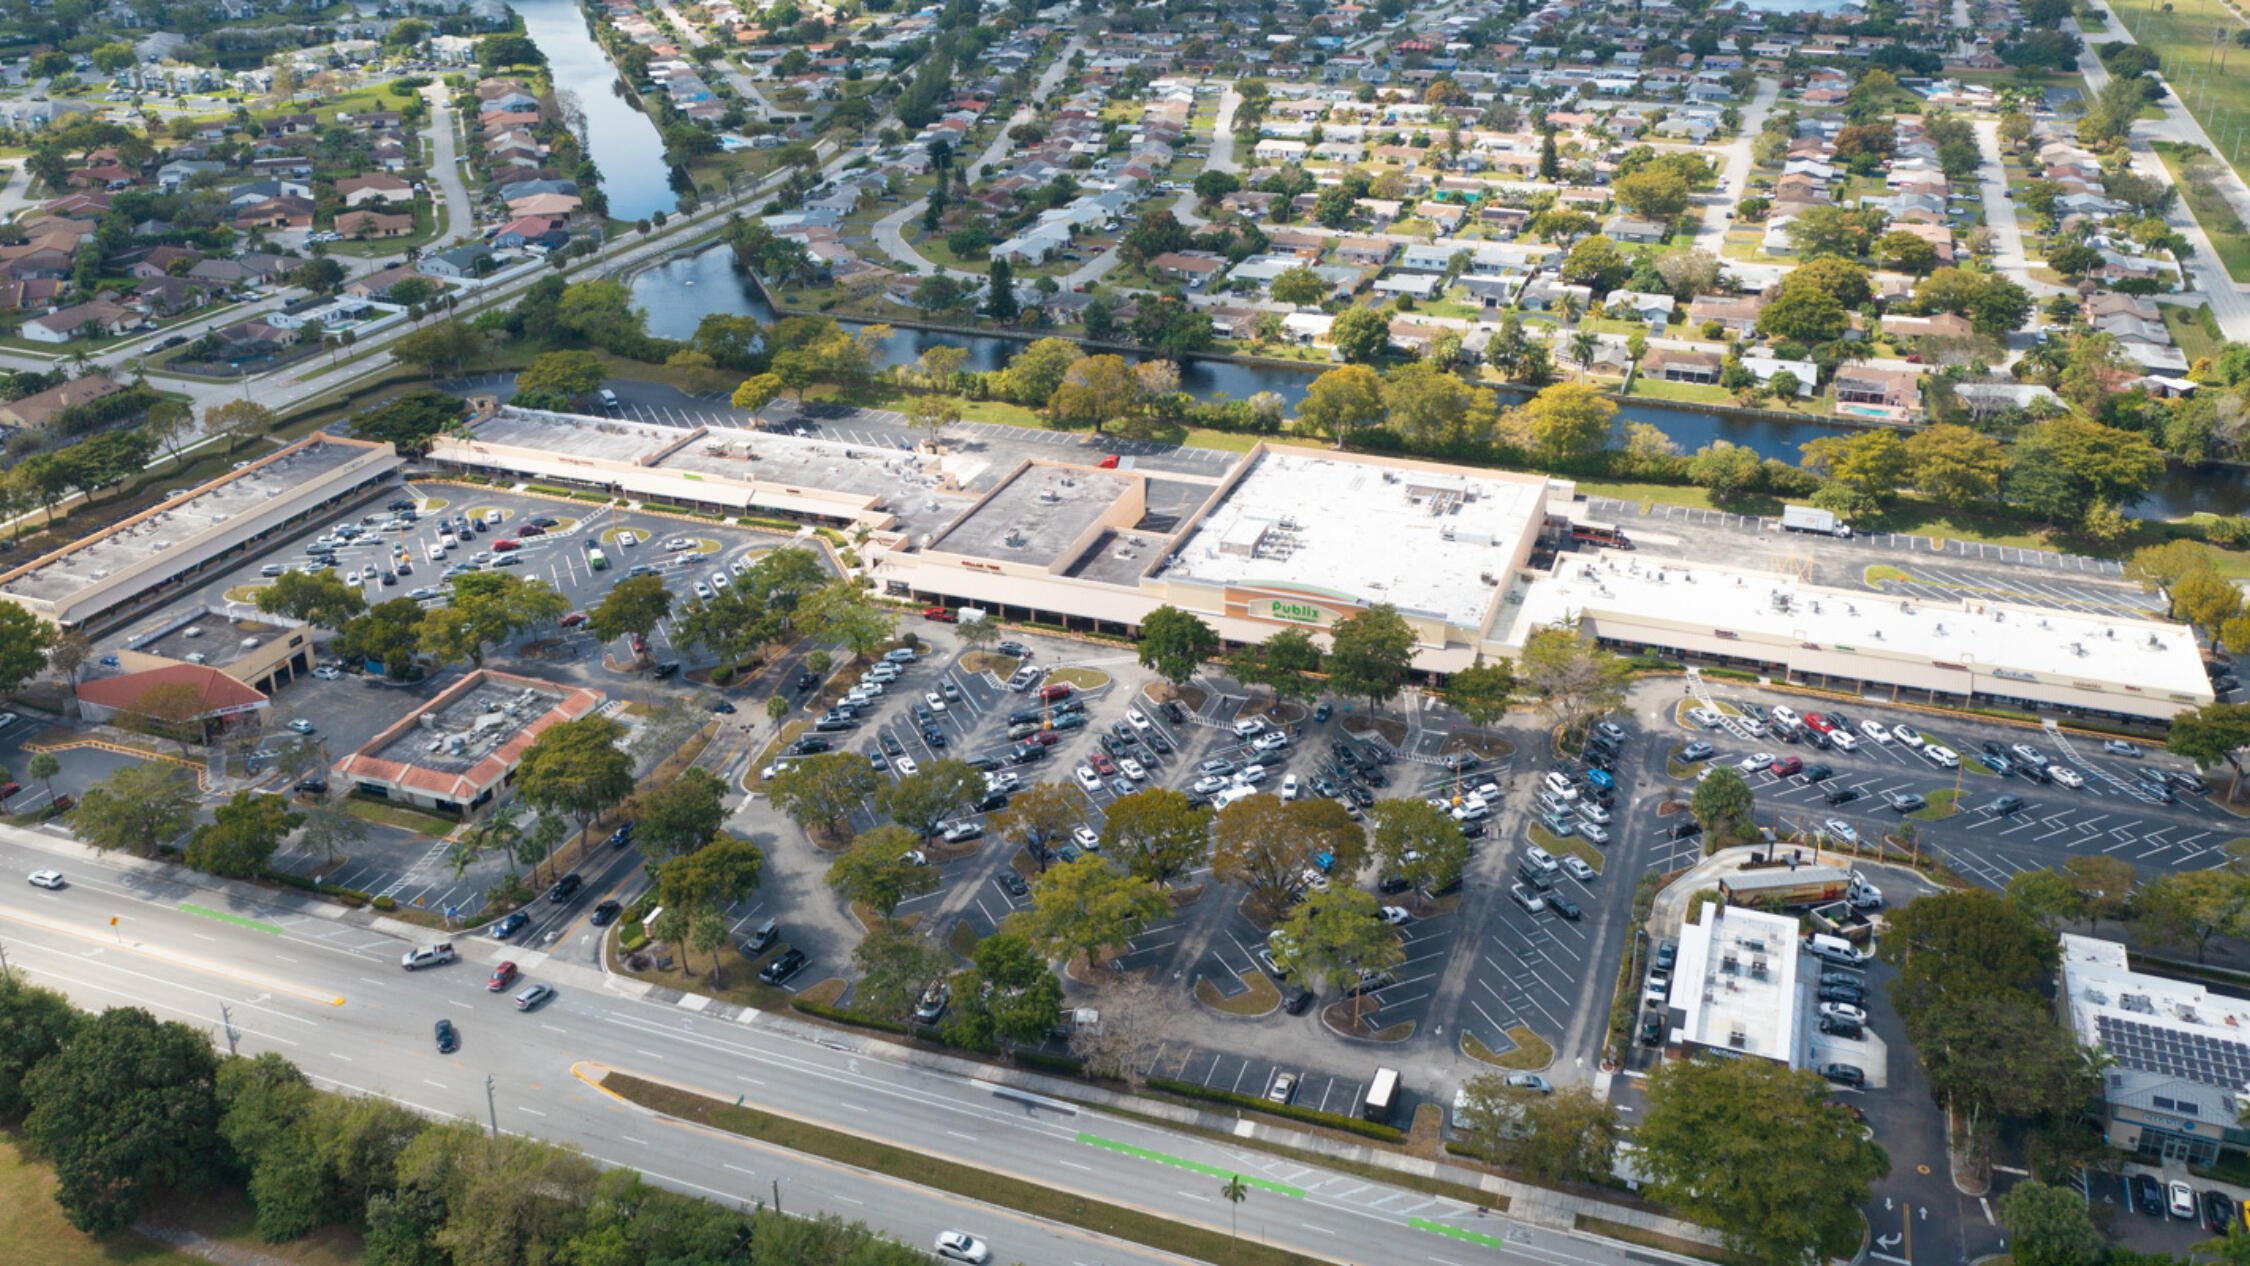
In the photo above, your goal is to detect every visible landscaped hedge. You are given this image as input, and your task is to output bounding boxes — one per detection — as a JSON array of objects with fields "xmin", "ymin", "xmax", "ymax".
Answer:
[
  {"xmin": 526, "ymin": 483, "xmax": 578, "ymax": 497},
  {"xmin": 1701, "ymin": 667, "xmax": 1761, "ymax": 682},
  {"xmin": 1145, "ymin": 1077, "xmax": 1405, "ymax": 1142},
  {"xmin": 643, "ymin": 502, "xmax": 688, "ymax": 515},
  {"xmin": 792, "ymin": 998, "xmax": 911, "ymax": 1035},
  {"xmin": 1011, "ymin": 1050, "xmax": 1086, "ymax": 1076},
  {"xmin": 618, "ymin": 923, "xmax": 648, "ymax": 951}
]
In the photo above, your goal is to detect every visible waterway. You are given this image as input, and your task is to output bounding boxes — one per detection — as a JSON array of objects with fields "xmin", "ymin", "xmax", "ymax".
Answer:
[
  {"xmin": 513, "ymin": 0, "xmax": 678, "ymax": 221},
  {"xmin": 628, "ymin": 243, "xmax": 2244, "ymax": 519}
]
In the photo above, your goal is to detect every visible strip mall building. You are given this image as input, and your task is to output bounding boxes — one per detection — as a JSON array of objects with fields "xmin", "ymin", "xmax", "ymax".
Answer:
[{"xmin": 424, "ymin": 404, "xmax": 2212, "ymax": 723}]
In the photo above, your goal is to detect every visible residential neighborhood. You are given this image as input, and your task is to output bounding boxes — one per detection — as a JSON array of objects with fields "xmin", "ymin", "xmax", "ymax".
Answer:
[{"xmin": 13, "ymin": 1, "xmax": 2250, "ymax": 1266}]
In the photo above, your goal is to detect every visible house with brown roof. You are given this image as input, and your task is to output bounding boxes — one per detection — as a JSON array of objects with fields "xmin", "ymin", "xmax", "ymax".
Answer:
[
  {"xmin": 0, "ymin": 373, "xmax": 127, "ymax": 432},
  {"xmin": 1687, "ymin": 293, "xmax": 1765, "ymax": 334},
  {"xmin": 337, "ymin": 173, "xmax": 415, "ymax": 207},
  {"xmin": 1644, "ymin": 347, "xmax": 1724, "ymax": 385},
  {"xmin": 1832, "ymin": 365, "xmax": 1923, "ymax": 420},
  {"xmin": 1146, "ymin": 251, "xmax": 1229, "ymax": 288},
  {"xmin": 335, "ymin": 210, "xmax": 416, "ymax": 239}
]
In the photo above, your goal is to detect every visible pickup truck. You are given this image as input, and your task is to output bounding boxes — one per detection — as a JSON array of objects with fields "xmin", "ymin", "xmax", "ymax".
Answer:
[{"xmin": 400, "ymin": 943, "xmax": 457, "ymax": 971}]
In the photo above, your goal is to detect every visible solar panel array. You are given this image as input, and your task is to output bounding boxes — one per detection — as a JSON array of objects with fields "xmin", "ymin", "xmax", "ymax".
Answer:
[{"xmin": 2097, "ymin": 1014, "xmax": 2250, "ymax": 1088}]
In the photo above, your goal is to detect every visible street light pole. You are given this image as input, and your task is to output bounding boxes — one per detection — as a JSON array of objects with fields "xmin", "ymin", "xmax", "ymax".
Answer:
[
  {"xmin": 485, "ymin": 1073, "xmax": 498, "ymax": 1137},
  {"xmin": 220, "ymin": 1003, "xmax": 239, "ymax": 1056}
]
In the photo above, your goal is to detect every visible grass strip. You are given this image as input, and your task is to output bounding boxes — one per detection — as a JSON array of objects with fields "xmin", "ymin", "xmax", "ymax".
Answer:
[
  {"xmin": 1529, "ymin": 823, "xmax": 1603, "ymax": 874},
  {"xmin": 1574, "ymin": 1214, "xmax": 1754, "ymax": 1266},
  {"xmin": 602, "ymin": 1072, "xmax": 1332, "ymax": 1266},
  {"xmin": 1910, "ymin": 788, "xmax": 1960, "ymax": 821},
  {"xmin": 1070, "ymin": 1098, "xmax": 1509, "ymax": 1211},
  {"xmin": 1077, "ymin": 1132, "xmax": 1305, "ymax": 1196},
  {"xmin": 1463, "ymin": 1026, "xmax": 1552, "ymax": 1070},
  {"xmin": 1194, "ymin": 968, "xmax": 1280, "ymax": 1016}
]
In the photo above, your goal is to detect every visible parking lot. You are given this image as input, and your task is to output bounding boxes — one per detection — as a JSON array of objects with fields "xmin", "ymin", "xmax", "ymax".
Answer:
[
  {"xmin": 1660, "ymin": 688, "xmax": 2238, "ymax": 897},
  {"xmin": 47, "ymin": 474, "xmax": 818, "ymax": 921}
]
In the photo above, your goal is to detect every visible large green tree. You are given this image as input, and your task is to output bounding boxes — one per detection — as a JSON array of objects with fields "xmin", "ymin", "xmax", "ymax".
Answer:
[
  {"xmin": 73, "ymin": 763, "xmax": 198, "ymax": 857},
  {"xmin": 1324, "ymin": 603, "xmax": 1416, "ymax": 712},
  {"xmin": 0, "ymin": 975, "xmax": 79, "ymax": 1121},
  {"xmin": 1518, "ymin": 621, "xmax": 1633, "ymax": 740},
  {"xmin": 766, "ymin": 751, "xmax": 879, "ymax": 840},
  {"xmin": 185, "ymin": 791, "xmax": 303, "ymax": 878},
  {"xmin": 1453, "ymin": 1075, "xmax": 1621, "ymax": 1183},
  {"xmin": 1136, "ymin": 605, "xmax": 1221, "ymax": 686},
  {"xmin": 1009, "ymin": 856, "xmax": 1167, "ymax": 971},
  {"xmin": 1098, "ymin": 787, "xmax": 1210, "ymax": 885},
  {"xmin": 876, "ymin": 758, "xmax": 983, "ymax": 841},
  {"xmin": 25, "ymin": 1007, "xmax": 224, "ymax": 1234},
  {"xmin": 635, "ymin": 767, "xmax": 729, "ymax": 861},
  {"xmin": 828, "ymin": 824, "xmax": 938, "ymax": 917},
  {"xmin": 1212, "ymin": 794, "xmax": 1366, "ymax": 913},
  {"xmin": 943, "ymin": 932, "xmax": 1064, "ymax": 1052},
  {"xmin": 0, "ymin": 604, "xmax": 60, "ymax": 697},
  {"xmin": 513, "ymin": 715, "xmax": 636, "ymax": 863},
  {"xmin": 1636, "ymin": 1056, "xmax": 1889, "ymax": 1266},
  {"xmin": 1691, "ymin": 766, "xmax": 1757, "ymax": 842}
]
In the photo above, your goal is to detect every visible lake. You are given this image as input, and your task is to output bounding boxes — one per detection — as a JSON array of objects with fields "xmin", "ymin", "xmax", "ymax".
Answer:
[{"xmin": 626, "ymin": 243, "xmax": 2248, "ymax": 519}]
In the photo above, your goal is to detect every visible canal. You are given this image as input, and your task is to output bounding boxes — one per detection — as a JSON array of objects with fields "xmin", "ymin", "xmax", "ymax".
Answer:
[
  {"xmin": 628, "ymin": 244, "xmax": 2244, "ymax": 519},
  {"xmin": 513, "ymin": 0, "xmax": 678, "ymax": 221}
]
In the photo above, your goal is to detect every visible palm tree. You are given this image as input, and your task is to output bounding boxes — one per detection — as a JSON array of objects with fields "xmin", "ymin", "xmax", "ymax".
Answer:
[
  {"xmin": 26, "ymin": 753, "xmax": 59, "ymax": 807},
  {"xmin": 446, "ymin": 837, "xmax": 481, "ymax": 880},
  {"xmin": 1570, "ymin": 330, "xmax": 1600, "ymax": 381},
  {"xmin": 1220, "ymin": 1174, "xmax": 1248, "ymax": 1245},
  {"xmin": 1557, "ymin": 290, "xmax": 1583, "ymax": 328},
  {"xmin": 467, "ymin": 814, "xmax": 522, "ymax": 878}
]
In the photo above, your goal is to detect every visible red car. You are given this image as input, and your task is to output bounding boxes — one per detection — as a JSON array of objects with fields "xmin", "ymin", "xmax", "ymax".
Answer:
[
  {"xmin": 487, "ymin": 961, "xmax": 518, "ymax": 992},
  {"xmin": 559, "ymin": 612, "xmax": 588, "ymax": 628},
  {"xmin": 0, "ymin": 781, "xmax": 18, "ymax": 800},
  {"xmin": 1025, "ymin": 730, "xmax": 1062, "ymax": 746},
  {"xmin": 515, "ymin": 524, "xmax": 546, "ymax": 536},
  {"xmin": 1097, "ymin": 454, "xmax": 1120, "ymax": 469},
  {"xmin": 922, "ymin": 606, "xmax": 957, "ymax": 622},
  {"xmin": 1089, "ymin": 752, "xmax": 1117, "ymax": 776},
  {"xmin": 1803, "ymin": 713, "xmax": 1835, "ymax": 734},
  {"xmin": 1772, "ymin": 756, "xmax": 1805, "ymax": 778},
  {"xmin": 1039, "ymin": 682, "xmax": 1075, "ymax": 701},
  {"xmin": 492, "ymin": 539, "xmax": 520, "ymax": 552}
]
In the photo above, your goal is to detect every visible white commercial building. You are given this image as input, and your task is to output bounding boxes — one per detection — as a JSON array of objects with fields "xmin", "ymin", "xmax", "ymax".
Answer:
[
  {"xmin": 1658, "ymin": 901, "xmax": 1804, "ymax": 1064},
  {"xmin": 2060, "ymin": 933, "xmax": 2250, "ymax": 1165},
  {"xmin": 0, "ymin": 434, "xmax": 404, "ymax": 631},
  {"xmin": 425, "ymin": 406, "xmax": 2211, "ymax": 722}
]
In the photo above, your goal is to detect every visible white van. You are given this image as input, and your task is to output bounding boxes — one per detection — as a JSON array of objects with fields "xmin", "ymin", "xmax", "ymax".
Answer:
[{"xmin": 1806, "ymin": 932, "xmax": 1864, "ymax": 965}]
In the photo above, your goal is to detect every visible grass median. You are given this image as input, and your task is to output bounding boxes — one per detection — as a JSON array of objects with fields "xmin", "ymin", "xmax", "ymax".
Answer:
[{"xmin": 600, "ymin": 1071, "xmax": 1332, "ymax": 1266}]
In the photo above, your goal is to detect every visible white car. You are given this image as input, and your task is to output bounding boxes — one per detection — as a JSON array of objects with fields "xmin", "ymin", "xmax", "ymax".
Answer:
[
  {"xmin": 287, "ymin": 719, "xmax": 316, "ymax": 734},
  {"xmin": 1560, "ymin": 855, "xmax": 1596, "ymax": 882},
  {"xmin": 1075, "ymin": 766, "xmax": 1103, "ymax": 793},
  {"xmin": 1822, "ymin": 818, "xmax": 1858, "ymax": 845},
  {"xmin": 1688, "ymin": 707, "xmax": 1722, "ymax": 728},
  {"xmin": 1231, "ymin": 717, "xmax": 1266, "ymax": 738},
  {"xmin": 1125, "ymin": 708, "xmax": 1151, "ymax": 731},
  {"xmin": 692, "ymin": 582, "xmax": 713, "ymax": 601},
  {"xmin": 2051, "ymin": 766, "xmax": 2085, "ymax": 788},
  {"xmin": 27, "ymin": 870, "xmax": 65, "ymax": 890},
  {"xmin": 893, "ymin": 756, "xmax": 918, "ymax": 776},
  {"xmin": 1280, "ymin": 773, "xmax": 1300, "ymax": 801},
  {"xmin": 1819, "ymin": 1001, "xmax": 1868, "ymax": 1025},
  {"xmin": 1770, "ymin": 705, "xmax": 1800, "ymax": 728},
  {"xmin": 1541, "ymin": 771, "xmax": 1579, "ymax": 801},
  {"xmin": 1923, "ymin": 744, "xmax": 1960, "ymax": 769},
  {"xmin": 1578, "ymin": 801, "xmax": 1612, "ymax": 824},
  {"xmin": 1253, "ymin": 730, "xmax": 1290, "ymax": 752},
  {"xmin": 664, "ymin": 537, "xmax": 694, "ymax": 551},
  {"xmin": 924, "ymin": 691, "xmax": 947, "ymax": 713},
  {"xmin": 1738, "ymin": 752, "xmax": 1774, "ymax": 774},
  {"xmin": 1891, "ymin": 724, "xmax": 1924, "ymax": 748},
  {"xmin": 1192, "ymin": 775, "xmax": 1229, "ymax": 794},
  {"xmin": 1860, "ymin": 720, "xmax": 1891, "ymax": 743},
  {"xmin": 1235, "ymin": 763, "xmax": 1269, "ymax": 784},
  {"xmin": 1072, "ymin": 825, "xmax": 1100, "ymax": 851},
  {"xmin": 311, "ymin": 666, "xmax": 342, "ymax": 680},
  {"xmin": 1119, "ymin": 757, "xmax": 1147, "ymax": 781},
  {"xmin": 1376, "ymin": 905, "xmax": 1411, "ymax": 925}
]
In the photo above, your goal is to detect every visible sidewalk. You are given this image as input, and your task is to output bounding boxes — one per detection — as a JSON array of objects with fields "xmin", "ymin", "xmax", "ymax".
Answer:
[{"xmin": 0, "ymin": 818, "xmax": 1738, "ymax": 1258}]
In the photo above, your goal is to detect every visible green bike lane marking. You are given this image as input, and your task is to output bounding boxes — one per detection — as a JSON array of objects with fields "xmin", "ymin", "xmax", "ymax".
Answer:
[
  {"xmin": 1410, "ymin": 1217, "xmax": 1508, "ymax": 1249},
  {"xmin": 181, "ymin": 904, "xmax": 285, "ymax": 935},
  {"xmin": 1074, "ymin": 1133, "xmax": 1306, "ymax": 1197}
]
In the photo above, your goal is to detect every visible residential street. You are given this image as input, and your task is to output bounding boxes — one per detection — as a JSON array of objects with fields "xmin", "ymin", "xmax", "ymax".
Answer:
[{"xmin": 1690, "ymin": 77, "xmax": 1778, "ymax": 258}]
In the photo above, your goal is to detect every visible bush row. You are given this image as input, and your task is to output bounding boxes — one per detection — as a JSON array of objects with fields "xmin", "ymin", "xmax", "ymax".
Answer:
[{"xmin": 1144, "ymin": 1076, "xmax": 1405, "ymax": 1141}]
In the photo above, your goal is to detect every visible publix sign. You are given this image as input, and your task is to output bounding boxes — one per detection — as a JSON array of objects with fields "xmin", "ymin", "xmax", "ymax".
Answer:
[{"xmin": 1258, "ymin": 599, "xmax": 1328, "ymax": 625}]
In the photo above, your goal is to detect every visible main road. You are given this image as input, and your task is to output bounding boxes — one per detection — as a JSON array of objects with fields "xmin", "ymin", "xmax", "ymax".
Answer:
[{"xmin": 0, "ymin": 823, "xmax": 1677, "ymax": 1266}]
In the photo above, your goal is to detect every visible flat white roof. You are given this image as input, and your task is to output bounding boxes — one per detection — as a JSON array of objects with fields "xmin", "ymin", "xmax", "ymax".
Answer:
[
  {"xmin": 1506, "ymin": 552, "xmax": 2211, "ymax": 698},
  {"xmin": 1669, "ymin": 902, "xmax": 1802, "ymax": 1063},
  {"xmin": 1161, "ymin": 449, "xmax": 1548, "ymax": 626}
]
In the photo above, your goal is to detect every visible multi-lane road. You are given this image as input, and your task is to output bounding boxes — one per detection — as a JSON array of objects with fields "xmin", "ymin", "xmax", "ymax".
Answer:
[{"xmin": 0, "ymin": 822, "xmax": 1691, "ymax": 1266}]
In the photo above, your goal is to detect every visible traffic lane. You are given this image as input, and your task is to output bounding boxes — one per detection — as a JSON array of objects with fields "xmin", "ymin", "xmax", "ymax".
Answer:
[
  {"xmin": 0, "ymin": 827, "xmax": 1656, "ymax": 1266},
  {"xmin": 0, "ymin": 876, "xmax": 1189, "ymax": 1266}
]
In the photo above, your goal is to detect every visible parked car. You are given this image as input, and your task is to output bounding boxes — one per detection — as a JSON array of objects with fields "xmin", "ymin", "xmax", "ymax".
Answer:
[
  {"xmin": 759, "ymin": 947, "xmax": 809, "ymax": 985},
  {"xmin": 1820, "ymin": 1063, "xmax": 1865, "ymax": 1087}
]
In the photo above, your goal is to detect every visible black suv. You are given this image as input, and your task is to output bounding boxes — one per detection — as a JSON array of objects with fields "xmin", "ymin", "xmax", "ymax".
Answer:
[
  {"xmin": 759, "ymin": 947, "xmax": 808, "ymax": 985},
  {"xmin": 548, "ymin": 873, "xmax": 583, "ymax": 903}
]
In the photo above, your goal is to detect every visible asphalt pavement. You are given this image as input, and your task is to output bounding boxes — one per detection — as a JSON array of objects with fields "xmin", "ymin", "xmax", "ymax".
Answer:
[{"xmin": 0, "ymin": 824, "xmax": 1695, "ymax": 1266}]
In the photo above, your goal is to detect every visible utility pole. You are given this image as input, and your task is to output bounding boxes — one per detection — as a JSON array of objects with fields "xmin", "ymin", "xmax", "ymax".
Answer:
[
  {"xmin": 220, "ymin": 1003, "xmax": 239, "ymax": 1056},
  {"xmin": 485, "ymin": 1073, "xmax": 499, "ymax": 1137}
]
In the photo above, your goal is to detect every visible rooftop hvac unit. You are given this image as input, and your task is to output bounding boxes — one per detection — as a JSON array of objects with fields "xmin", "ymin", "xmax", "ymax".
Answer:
[{"xmin": 154, "ymin": 541, "xmax": 171, "ymax": 550}]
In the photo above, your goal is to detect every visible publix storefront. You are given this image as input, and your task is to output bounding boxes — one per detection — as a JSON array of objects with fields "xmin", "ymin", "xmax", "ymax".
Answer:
[{"xmin": 1152, "ymin": 577, "xmax": 1483, "ymax": 671}]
